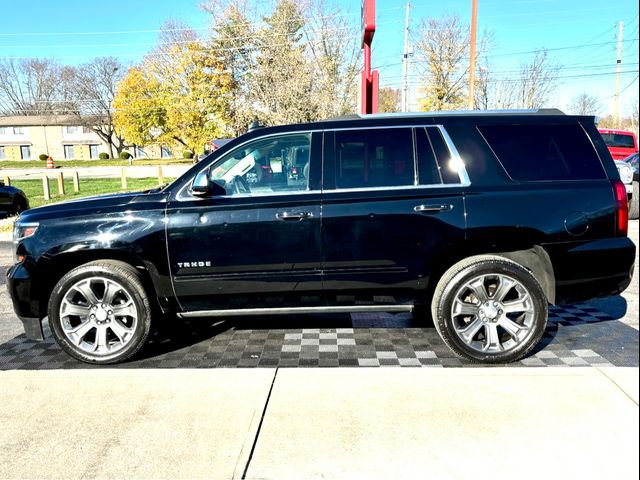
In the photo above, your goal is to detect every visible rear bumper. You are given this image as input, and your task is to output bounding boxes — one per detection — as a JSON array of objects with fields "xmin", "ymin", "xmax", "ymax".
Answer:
[{"xmin": 546, "ymin": 236, "xmax": 636, "ymax": 304}]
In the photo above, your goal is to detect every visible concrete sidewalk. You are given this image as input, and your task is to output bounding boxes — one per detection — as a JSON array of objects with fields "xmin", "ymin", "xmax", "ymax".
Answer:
[{"xmin": 1, "ymin": 367, "xmax": 637, "ymax": 480}]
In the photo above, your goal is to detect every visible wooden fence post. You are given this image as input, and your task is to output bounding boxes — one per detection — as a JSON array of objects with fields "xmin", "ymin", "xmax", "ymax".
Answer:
[
  {"xmin": 121, "ymin": 167, "xmax": 127, "ymax": 190},
  {"xmin": 42, "ymin": 175, "xmax": 50, "ymax": 201},
  {"xmin": 2, "ymin": 176, "xmax": 10, "ymax": 186},
  {"xmin": 158, "ymin": 165, "xmax": 164, "ymax": 186},
  {"xmin": 73, "ymin": 170, "xmax": 80, "ymax": 193},
  {"xmin": 57, "ymin": 171, "xmax": 65, "ymax": 195}
]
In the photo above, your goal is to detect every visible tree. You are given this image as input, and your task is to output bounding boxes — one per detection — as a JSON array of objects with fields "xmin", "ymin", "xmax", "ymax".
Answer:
[
  {"xmin": 378, "ymin": 87, "xmax": 401, "ymax": 113},
  {"xmin": 568, "ymin": 93, "xmax": 600, "ymax": 116},
  {"xmin": 113, "ymin": 67, "xmax": 166, "ymax": 147},
  {"xmin": 0, "ymin": 58, "xmax": 77, "ymax": 115},
  {"xmin": 474, "ymin": 58, "xmax": 516, "ymax": 110},
  {"xmin": 516, "ymin": 50, "xmax": 559, "ymax": 109},
  {"xmin": 414, "ymin": 14, "xmax": 471, "ymax": 111},
  {"xmin": 302, "ymin": 0, "xmax": 359, "ymax": 119},
  {"xmin": 72, "ymin": 57, "xmax": 127, "ymax": 158},
  {"xmin": 114, "ymin": 22, "xmax": 234, "ymax": 154}
]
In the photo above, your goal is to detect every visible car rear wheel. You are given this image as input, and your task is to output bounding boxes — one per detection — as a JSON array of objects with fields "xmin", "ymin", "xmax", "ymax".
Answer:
[
  {"xmin": 431, "ymin": 255, "xmax": 548, "ymax": 363},
  {"xmin": 48, "ymin": 260, "xmax": 152, "ymax": 364}
]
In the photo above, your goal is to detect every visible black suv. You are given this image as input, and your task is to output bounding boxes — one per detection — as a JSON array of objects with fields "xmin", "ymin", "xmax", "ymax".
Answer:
[{"xmin": 7, "ymin": 110, "xmax": 636, "ymax": 364}]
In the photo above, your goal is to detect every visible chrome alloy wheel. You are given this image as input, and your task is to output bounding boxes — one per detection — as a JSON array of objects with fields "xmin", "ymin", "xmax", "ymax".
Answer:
[
  {"xmin": 59, "ymin": 277, "xmax": 138, "ymax": 357},
  {"xmin": 450, "ymin": 273, "xmax": 536, "ymax": 354}
]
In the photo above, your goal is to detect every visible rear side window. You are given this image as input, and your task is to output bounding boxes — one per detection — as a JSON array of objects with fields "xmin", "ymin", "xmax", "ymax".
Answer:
[
  {"xmin": 335, "ymin": 128, "xmax": 415, "ymax": 189},
  {"xmin": 479, "ymin": 124, "xmax": 606, "ymax": 181}
]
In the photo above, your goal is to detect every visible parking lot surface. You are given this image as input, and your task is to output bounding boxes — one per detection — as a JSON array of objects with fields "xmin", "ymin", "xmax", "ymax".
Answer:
[{"xmin": 1, "ymin": 221, "xmax": 638, "ymax": 370}]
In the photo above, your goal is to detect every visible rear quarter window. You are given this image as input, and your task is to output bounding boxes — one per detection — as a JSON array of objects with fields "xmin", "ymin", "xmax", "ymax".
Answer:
[{"xmin": 479, "ymin": 124, "xmax": 606, "ymax": 181}]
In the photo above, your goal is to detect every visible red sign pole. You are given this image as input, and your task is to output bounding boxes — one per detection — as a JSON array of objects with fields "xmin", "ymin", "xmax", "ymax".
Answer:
[{"xmin": 361, "ymin": 0, "xmax": 378, "ymax": 114}]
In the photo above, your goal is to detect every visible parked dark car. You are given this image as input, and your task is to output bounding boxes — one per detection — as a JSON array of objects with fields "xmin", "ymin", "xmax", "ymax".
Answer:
[
  {"xmin": 622, "ymin": 152, "xmax": 638, "ymax": 219},
  {"xmin": 0, "ymin": 181, "xmax": 29, "ymax": 217},
  {"xmin": 7, "ymin": 110, "xmax": 636, "ymax": 364}
]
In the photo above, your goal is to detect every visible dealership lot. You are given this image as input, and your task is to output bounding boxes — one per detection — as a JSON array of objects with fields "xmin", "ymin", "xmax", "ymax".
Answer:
[{"xmin": 1, "ymin": 221, "xmax": 638, "ymax": 370}]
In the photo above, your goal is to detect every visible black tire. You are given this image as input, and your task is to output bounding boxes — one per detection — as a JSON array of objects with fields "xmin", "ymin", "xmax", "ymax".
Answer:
[
  {"xmin": 629, "ymin": 181, "xmax": 639, "ymax": 220},
  {"xmin": 48, "ymin": 260, "xmax": 152, "ymax": 364},
  {"xmin": 431, "ymin": 255, "xmax": 548, "ymax": 363},
  {"xmin": 10, "ymin": 197, "xmax": 27, "ymax": 215}
]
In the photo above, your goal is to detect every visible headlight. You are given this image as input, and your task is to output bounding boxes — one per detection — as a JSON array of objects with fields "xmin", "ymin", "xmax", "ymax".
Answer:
[
  {"xmin": 13, "ymin": 222, "xmax": 38, "ymax": 263},
  {"xmin": 617, "ymin": 164, "xmax": 633, "ymax": 184}
]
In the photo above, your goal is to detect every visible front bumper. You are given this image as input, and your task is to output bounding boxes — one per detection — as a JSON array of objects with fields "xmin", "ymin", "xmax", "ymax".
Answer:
[{"xmin": 6, "ymin": 262, "xmax": 44, "ymax": 340}]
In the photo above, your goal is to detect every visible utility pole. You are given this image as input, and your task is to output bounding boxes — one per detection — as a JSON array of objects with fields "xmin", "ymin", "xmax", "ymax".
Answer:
[
  {"xmin": 401, "ymin": 1, "xmax": 411, "ymax": 112},
  {"xmin": 613, "ymin": 21, "xmax": 624, "ymax": 126},
  {"xmin": 467, "ymin": 0, "xmax": 478, "ymax": 110}
]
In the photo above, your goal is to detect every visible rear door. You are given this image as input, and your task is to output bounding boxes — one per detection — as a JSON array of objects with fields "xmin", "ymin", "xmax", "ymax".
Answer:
[{"xmin": 320, "ymin": 126, "xmax": 467, "ymax": 306}]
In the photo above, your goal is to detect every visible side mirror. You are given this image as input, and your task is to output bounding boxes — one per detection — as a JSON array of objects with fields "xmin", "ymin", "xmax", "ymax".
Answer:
[{"xmin": 191, "ymin": 171, "xmax": 227, "ymax": 197}]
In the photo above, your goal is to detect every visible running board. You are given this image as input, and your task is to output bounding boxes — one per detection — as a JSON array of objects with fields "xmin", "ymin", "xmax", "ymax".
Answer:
[{"xmin": 177, "ymin": 304, "xmax": 414, "ymax": 318}]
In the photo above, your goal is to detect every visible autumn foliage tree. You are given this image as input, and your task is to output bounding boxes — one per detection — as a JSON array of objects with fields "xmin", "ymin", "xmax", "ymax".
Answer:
[{"xmin": 113, "ymin": 22, "xmax": 234, "ymax": 155}]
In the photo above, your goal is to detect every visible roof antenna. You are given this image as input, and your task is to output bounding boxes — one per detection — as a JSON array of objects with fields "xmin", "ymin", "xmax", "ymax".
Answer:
[{"xmin": 247, "ymin": 119, "xmax": 262, "ymax": 132}]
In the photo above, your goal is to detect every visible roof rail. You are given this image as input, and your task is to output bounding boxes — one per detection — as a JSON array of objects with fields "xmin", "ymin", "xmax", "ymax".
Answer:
[{"xmin": 326, "ymin": 109, "xmax": 566, "ymax": 121}]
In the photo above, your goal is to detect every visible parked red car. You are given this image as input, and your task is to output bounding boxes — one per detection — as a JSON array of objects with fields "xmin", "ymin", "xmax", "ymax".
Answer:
[{"xmin": 598, "ymin": 128, "xmax": 639, "ymax": 160}]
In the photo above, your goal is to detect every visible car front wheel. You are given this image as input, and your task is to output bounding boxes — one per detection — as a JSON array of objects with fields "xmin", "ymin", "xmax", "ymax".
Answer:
[
  {"xmin": 431, "ymin": 255, "xmax": 548, "ymax": 363},
  {"xmin": 48, "ymin": 260, "xmax": 152, "ymax": 364}
]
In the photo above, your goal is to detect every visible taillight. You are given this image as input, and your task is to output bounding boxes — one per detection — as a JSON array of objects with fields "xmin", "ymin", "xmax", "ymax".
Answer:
[{"xmin": 612, "ymin": 180, "xmax": 628, "ymax": 236}]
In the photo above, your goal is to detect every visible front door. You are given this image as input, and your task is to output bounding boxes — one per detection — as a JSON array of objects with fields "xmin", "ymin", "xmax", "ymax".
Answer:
[{"xmin": 166, "ymin": 132, "xmax": 323, "ymax": 312}]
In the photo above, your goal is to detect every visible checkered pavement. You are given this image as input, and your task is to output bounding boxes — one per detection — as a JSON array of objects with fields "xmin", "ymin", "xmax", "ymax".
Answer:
[{"xmin": 0, "ymin": 303, "xmax": 637, "ymax": 370}]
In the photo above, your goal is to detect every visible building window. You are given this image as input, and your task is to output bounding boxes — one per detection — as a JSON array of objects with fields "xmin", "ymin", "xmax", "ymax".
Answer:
[
  {"xmin": 64, "ymin": 145, "xmax": 75, "ymax": 159},
  {"xmin": 134, "ymin": 146, "xmax": 146, "ymax": 158},
  {"xmin": 89, "ymin": 145, "xmax": 99, "ymax": 159},
  {"xmin": 161, "ymin": 146, "xmax": 172, "ymax": 158},
  {"xmin": 0, "ymin": 127, "xmax": 7, "ymax": 135},
  {"xmin": 20, "ymin": 145, "xmax": 31, "ymax": 160},
  {"xmin": 14, "ymin": 127, "xmax": 26, "ymax": 135},
  {"xmin": 64, "ymin": 126, "xmax": 81, "ymax": 135},
  {"xmin": 0, "ymin": 146, "xmax": 5, "ymax": 160}
]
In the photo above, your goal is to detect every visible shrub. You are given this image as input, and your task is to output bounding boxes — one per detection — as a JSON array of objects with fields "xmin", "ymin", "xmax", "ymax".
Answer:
[
  {"xmin": 182, "ymin": 150, "xmax": 194, "ymax": 159},
  {"xmin": 98, "ymin": 152, "xmax": 110, "ymax": 160},
  {"xmin": 39, "ymin": 154, "xmax": 48, "ymax": 161},
  {"xmin": 119, "ymin": 151, "xmax": 132, "ymax": 160}
]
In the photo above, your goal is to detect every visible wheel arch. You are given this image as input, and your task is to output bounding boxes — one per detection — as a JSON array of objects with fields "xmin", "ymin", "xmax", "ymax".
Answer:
[
  {"xmin": 36, "ymin": 249, "xmax": 158, "ymax": 317},
  {"xmin": 427, "ymin": 244, "xmax": 556, "ymax": 306}
]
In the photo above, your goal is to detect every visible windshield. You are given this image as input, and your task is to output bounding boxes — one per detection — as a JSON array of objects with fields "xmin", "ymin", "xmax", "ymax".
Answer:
[{"xmin": 601, "ymin": 133, "xmax": 636, "ymax": 148}]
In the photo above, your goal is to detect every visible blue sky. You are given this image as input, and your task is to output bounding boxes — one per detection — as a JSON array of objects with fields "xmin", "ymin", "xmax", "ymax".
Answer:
[{"xmin": 0, "ymin": 0, "xmax": 638, "ymax": 115}]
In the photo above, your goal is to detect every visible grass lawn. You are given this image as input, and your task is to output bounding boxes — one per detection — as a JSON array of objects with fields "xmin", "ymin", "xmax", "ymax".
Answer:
[
  {"xmin": 0, "ymin": 158, "xmax": 192, "ymax": 169},
  {"xmin": 14, "ymin": 176, "xmax": 176, "ymax": 209}
]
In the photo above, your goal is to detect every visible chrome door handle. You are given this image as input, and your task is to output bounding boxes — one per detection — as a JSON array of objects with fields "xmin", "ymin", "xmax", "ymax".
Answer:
[
  {"xmin": 413, "ymin": 204, "xmax": 453, "ymax": 213},
  {"xmin": 276, "ymin": 211, "xmax": 313, "ymax": 221}
]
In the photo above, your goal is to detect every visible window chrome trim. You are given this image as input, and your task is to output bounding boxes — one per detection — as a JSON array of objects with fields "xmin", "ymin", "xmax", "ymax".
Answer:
[
  {"xmin": 175, "ymin": 123, "xmax": 471, "ymax": 201},
  {"xmin": 436, "ymin": 125, "xmax": 471, "ymax": 186}
]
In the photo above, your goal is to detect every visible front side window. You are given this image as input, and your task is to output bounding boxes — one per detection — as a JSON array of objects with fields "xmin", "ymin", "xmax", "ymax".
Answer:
[
  {"xmin": 334, "ymin": 128, "xmax": 415, "ymax": 189},
  {"xmin": 208, "ymin": 134, "xmax": 311, "ymax": 196},
  {"xmin": 64, "ymin": 145, "xmax": 74, "ymax": 159}
]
